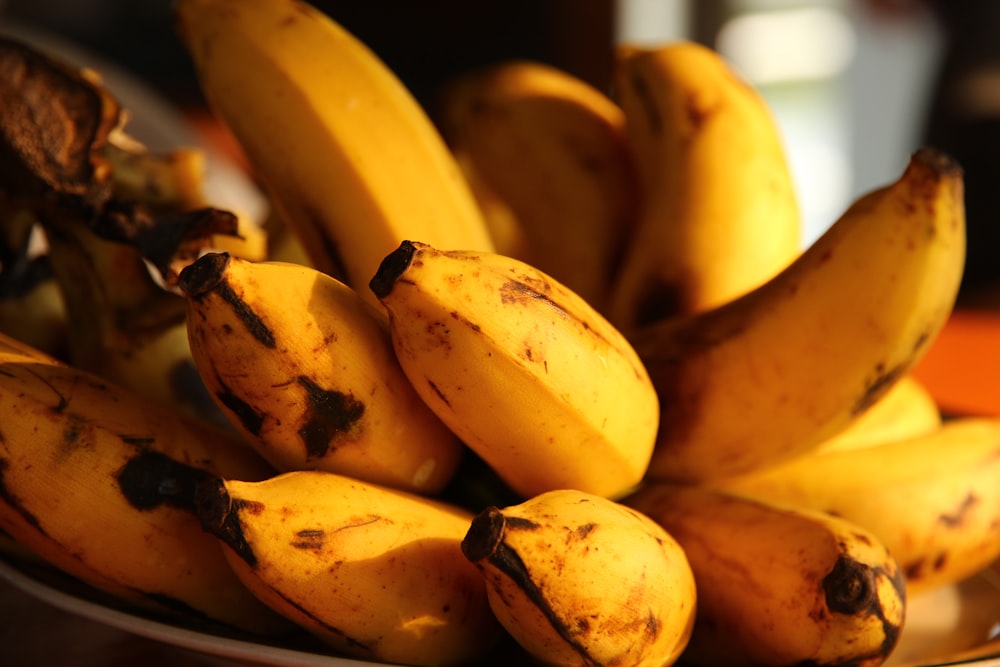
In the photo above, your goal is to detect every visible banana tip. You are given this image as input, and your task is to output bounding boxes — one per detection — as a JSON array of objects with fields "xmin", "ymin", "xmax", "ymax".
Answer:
[
  {"xmin": 461, "ymin": 506, "xmax": 505, "ymax": 563},
  {"xmin": 912, "ymin": 146, "xmax": 963, "ymax": 178},
  {"xmin": 178, "ymin": 251, "xmax": 231, "ymax": 297},
  {"xmin": 194, "ymin": 477, "xmax": 258, "ymax": 566},
  {"xmin": 369, "ymin": 240, "xmax": 418, "ymax": 300}
]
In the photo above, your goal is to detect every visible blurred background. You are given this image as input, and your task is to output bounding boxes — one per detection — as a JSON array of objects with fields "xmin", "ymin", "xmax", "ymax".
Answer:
[{"xmin": 1, "ymin": 0, "xmax": 994, "ymax": 293}]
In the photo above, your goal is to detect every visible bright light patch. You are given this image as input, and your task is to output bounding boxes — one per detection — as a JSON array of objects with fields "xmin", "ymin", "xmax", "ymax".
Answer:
[{"xmin": 717, "ymin": 7, "xmax": 856, "ymax": 85}]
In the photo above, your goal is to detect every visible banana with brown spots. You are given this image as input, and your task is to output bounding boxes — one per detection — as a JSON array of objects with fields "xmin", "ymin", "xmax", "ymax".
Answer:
[
  {"xmin": 461, "ymin": 488, "xmax": 696, "ymax": 667},
  {"xmin": 606, "ymin": 41, "xmax": 802, "ymax": 334},
  {"xmin": 630, "ymin": 147, "xmax": 966, "ymax": 483},
  {"xmin": 0, "ymin": 333, "xmax": 289, "ymax": 635},
  {"xmin": 624, "ymin": 483, "xmax": 907, "ymax": 667},
  {"xmin": 194, "ymin": 469, "xmax": 504, "ymax": 666},
  {"xmin": 178, "ymin": 252, "xmax": 464, "ymax": 494},
  {"xmin": 711, "ymin": 415, "xmax": 1000, "ymax": 596},
  {"xmin": 368, "ymin": 240, "xmax": 660, "ymax": 500}
]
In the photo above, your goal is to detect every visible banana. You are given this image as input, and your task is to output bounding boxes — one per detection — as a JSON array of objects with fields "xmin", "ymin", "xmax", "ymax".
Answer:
[
  {"xmin": 630, "ymin": 147, "xmax": 966, "ymax": 483},
  {"xmin": 813, "ymin": 373, "xmax": 941, "ymax": 454},
  {"xmin": 177, "ymin": 251, "xmax": 464, "ymax": 494},
  {"xmin": 0, "ymin": 334, "xmax": 290, "ymax": 635},
  {"xmin": 624, "ymin": 483, "xmax": 907, "ymax": 667},
  {"xmin": 435, "ymin": 59, "xmax": 640, "ymax": 310},
  {"xmin": 606, "ymin": 41, "xmax": 802, "ymax": 333},
  {"xmin": 461, "ymin": 488, "xmax": 696, "ymax": 667},
  {"xmin": 369, "ymin": 240, "xmax": 659, "ymax": 500},
  {"xmin": 174, "ymin": 0, "xmax": 495, "ymax": 309},
  {"xmin": 712, "ymin": 416, "xmax": 1000, "ymax": 595},
  {"xmin": 195, "ymin": 469, "xmax": 504, "ymax": 666}
]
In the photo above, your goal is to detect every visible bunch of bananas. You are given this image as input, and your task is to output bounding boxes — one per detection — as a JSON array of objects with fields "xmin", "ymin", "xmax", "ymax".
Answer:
[{"xmin": 0, "ymin": 0, "xmax": 992, "ymax": 665}]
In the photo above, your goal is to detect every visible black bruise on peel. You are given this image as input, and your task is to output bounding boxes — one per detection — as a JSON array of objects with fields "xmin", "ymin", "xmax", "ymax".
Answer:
[
  {"xmin": 215, "ymin": 281, "xmax": 276, "ymax": 349},
  {"xmin": 213, "ymin": 374, "xmax": 265, "ymax": 437},
  {"xmin": 851, "ymin": 363, "xmax": 908, "ymax": 417},
  {"xmin": 117, "ymin": 449, "xmax": 215, "ymax": 512},
  {"xmin": 297, "ymin": 376, "xmax": 365, "ymax": 458},
  {"xmin": 462, "ymin": 508, "xmax": 601, "ymax": 665}
]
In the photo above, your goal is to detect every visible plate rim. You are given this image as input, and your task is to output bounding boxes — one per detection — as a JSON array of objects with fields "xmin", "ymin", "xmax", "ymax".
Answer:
[{"xmin": 0, "ymin": 555, "xmax": 378, "ymax": 667}]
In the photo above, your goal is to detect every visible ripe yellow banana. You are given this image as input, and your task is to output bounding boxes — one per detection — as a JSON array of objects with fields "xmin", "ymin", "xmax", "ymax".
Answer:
[
  {"xmin": 624, "ymin": 483, "xmax": 906, "ymax": 667},
  {"xmin": 195, "ymin": 469, "xmax": 504, "ymax": 666},
  {"xmin": 369, "ymin": 240, "xmax": 659, "ymax": 500},
  {"xmin": 435, "ymin": 59, "xmax": 640, "ymax": 310},
  {"xmin": 462, "ymin": 488, "xmax": 696, "ymax": 667},
  {"xmin": 0, "ymin": 335, "xmax": 289, "ymax": 635},
  {"xmin": 178, "ymin": 251, "xmax": 464, "ymax": 494},
  {"xmin": 631, "ymin": 147, "xmax": 966, "ymax": 483},
  {"xmin": 813, "ymin": 373, "xmax": 941, "ymax": 454},
  {"xmin": 607, "ymin": 41, "xmax": 802, "ymax": 332},
  {"xmin": 174, "ymin": 0, "xmax": 495, "ymax": 309},
  {"xmin": 712, "ymin": 416, "xmax": 1000, "ymax": 595}
]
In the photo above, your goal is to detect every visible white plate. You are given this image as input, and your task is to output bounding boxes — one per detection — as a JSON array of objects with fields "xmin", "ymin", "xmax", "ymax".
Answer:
[{"xmin": 1, "ymin": 552, "xmax": 999, "ymax": 667}]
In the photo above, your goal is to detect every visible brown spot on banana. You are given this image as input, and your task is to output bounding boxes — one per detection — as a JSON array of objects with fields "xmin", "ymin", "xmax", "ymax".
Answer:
[
  {"xmin": 178, "ymin": 252, "xmax": 276, "ymax": 349},
  {"xmin": 682, "ymin": 89, "xmax": 715, "ymax": 133},
  {"xmin": 194, "ymin": 477, "xmax": 259, "ymax": 567},
  {"xmin": 117, "ymin": 449, "xmax": 215, "ymax": 513},
  {"xmin": 118, "ymin": 435, "xmax": 156, "ymax": 448},
  {"xmin": 904, "ymin": 553, "xmax": 949, "ymax": 582},
  {"xmin": 938, "ymin": 492, "xmax": 978, "ymax": 527},
  {"xmin": 296, "ymin": 375, "xmax": 365, "ymax": 458},
  {"xmin": 498, "ymin": 278, "xmax": 561, "ymax": 312},
  {"xmin": 206, "ymin": 367, "xmax": 265, "ymax": 437},
  {"xmin": 627, "ymin": 70, "xmax": 662, "ymax": 136},
  {"xmin": 851, "ymin": 363, "xmax": 908, "ymax": 417},
  {"xmin": 426, "ymin": 379, "xmax": 451, "ymax": 408},
  {"xmin": 291, "ymin": 529, "xmax": 325, "ymax": 550}
]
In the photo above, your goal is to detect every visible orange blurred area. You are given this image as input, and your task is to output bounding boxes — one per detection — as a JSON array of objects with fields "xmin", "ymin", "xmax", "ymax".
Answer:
[{"xmin": 913, "ymin": 309, "xmax": 1000, "ymax": 417}]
